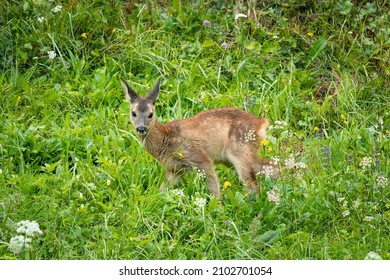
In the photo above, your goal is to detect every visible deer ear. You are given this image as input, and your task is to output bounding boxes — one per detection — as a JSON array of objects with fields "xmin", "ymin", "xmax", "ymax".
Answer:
[
  {"xmin": 120, "ymin": 78, "xmax": 139, "ymax": 103},
  {"xmin": 146, "ymin": 79, "xmax": 161, "ymax": 105}
]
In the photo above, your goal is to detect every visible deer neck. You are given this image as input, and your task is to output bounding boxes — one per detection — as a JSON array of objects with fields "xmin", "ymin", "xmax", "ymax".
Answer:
[{"xmin": 140, "ymin": 121, "xmax": 170, "ymax": 161}]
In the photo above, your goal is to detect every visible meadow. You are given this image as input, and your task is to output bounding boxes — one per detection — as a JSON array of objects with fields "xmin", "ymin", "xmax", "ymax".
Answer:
[{"xmin": 0, "ymin": 0, "xmax": 389, "ymax": 260}]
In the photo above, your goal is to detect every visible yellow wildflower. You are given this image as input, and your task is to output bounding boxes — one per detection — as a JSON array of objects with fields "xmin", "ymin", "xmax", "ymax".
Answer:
[
  {"xmin": 343, "ymin": 120, "xmax": 348, "ymax": 125},
  {"xmin": 313, "ymin": 126, "xmax": 319, "ymax": 132},
  {"xmin": 260, "ymin": 139, "xmax": 269, "ymax": 147},
  {"xmin": 112, "ymin": 28, "xmax": 116, "ymax": 33},
  {"xmin": 81, "ymin": 33, "xmax": 87, "ymax": 39},
  {"xmin": 340, "ymin": 114, "xmax": 346, "ymax": 120},
  {"xmin": 307, "ymin": 32, "xmax": 313, "ymax": 37},
  {"xmin": 268, "ymin": 146, "xmax": 273, "ymax": 152},
  {"xmin": 178, "ymin": 153, "xmax": 184, "ymax": 160},
  {"xmin": 223, "ymin": 181, "xmax": 231, "ymax": 190}
]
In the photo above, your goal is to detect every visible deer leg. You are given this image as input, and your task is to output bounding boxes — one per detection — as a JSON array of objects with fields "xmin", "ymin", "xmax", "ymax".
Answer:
[
  {"xmin": 204, "ymin": 167, "xmax": 221, "ymax": 199},
  {"xmin": 238, "ymin": 167, "xmax": 259, "ymax": 194},
  {"xmin": 160, "ymin": 170, "xmax": 181, "ymax": 192},
  {"xmin": 191, "ymin": 158, "xmax": 221, "ymax": 200},
  {"xmin": 229, "ymin": 153, "xmax": 260, "ymax": 194}
]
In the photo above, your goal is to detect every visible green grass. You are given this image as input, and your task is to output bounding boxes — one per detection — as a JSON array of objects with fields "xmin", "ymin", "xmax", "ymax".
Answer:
[{"xmin": 0, "ymin": 0, "xmax": 389, "ymax": 260}]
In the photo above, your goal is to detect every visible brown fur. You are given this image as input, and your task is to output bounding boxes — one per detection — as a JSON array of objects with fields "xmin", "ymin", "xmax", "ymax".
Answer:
[{"xmin": 121, "ymin": 79, "xmax": 277, "ymax": 199}]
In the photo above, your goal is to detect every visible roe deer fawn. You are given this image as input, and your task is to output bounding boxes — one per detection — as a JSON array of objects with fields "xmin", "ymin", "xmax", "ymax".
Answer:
[{"xmin": 121, "ymin": 79, "xmax": 277, "ymax": 199}]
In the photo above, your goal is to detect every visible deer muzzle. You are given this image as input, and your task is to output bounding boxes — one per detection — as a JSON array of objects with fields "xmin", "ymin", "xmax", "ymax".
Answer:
[{"xmin": 136, "ymin": 126, "xmax": 147, "ymax": 135}]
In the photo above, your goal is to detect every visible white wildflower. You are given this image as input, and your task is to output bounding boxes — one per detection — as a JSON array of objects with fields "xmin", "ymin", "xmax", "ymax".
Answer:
[
  {"xmin": 269, "ymin": 121, "xmax": 287, "ymax": 130},
  {"xmin": 194, "ymin": 197, "xmax": 207, "ymax": 209},
  {"xmin": 267, "ymin": 190, "xmax": 280, "ymax": 205},
  {"xmin": 234, "ymin": 13, "xmax": 247, "ymax": 20},
  {"xmin": 244, "ymin": 130, "xmax": 256, "ymax": 142},
  {"xmin": 51, "ymin": 5, "xmax": 62, "ymax": 13},
  {"xmin": 258, "ymin": 165, "xmax": 276, "ymax": 178},
  {"xmin": 359, "ymin": 156, "xmax": 373, "ymax": 170},
  {"xmin": 196, "ymin": 168, "xmax": 207, "ymax": 180},
  {"xmin": 363, "ymin": 216, "xmax": 374, "ymax": 222},
  {"xmin": 284, "ymin": 154, "xmax": 295, "ymax": 169},
  {"xmin": 37, "ymin": 16, "xmax": 45, "ymax": 23},
  {"xmin": 270, "ymin": 156, "xmax": 280, "ymax": 166},
  {"xmin": 9, "ymin": 235, "xmax": 32, "ymax": 254},
  {"xmin": 275, "ymin": 121, "xmax": 287, "ymax": 126},
  {"xmin": 285, "ymin": 130, "xmax": 295, "ymax": 140},
  {"xmin": 172, "ymin": 189, "xmax": 184, "ymax": 197},
  {"xmin": 16, "ymin": 220, "xmax": 42, "ymax": 237},
  {"xmin": 295, "ymin": 162, "xmax": 307, "ymax": 170},
  {"xmin": 376, "ymin": 174, "xmax": 388, "ymax": 188},
  {"xmin": 294, "ymin": 161, "xmax": 307, "ymax": 176},
  {"xmin": 364, "ymin": 251, "xmax": 382, "ymax": 260},
  {"xmin": 352, "ymin": 199, "xmax": 361, "ymax": 209},
  {"xmin": 337, "ymin": 197, "xmax": 345, "ymax": 203},
  {"xmin": 47, "ymin": 50, "xmax": 56, "ymax": 60},
  {"xmin": 342, "ymin": 210, "xmax": 350, "ymax": 217}
]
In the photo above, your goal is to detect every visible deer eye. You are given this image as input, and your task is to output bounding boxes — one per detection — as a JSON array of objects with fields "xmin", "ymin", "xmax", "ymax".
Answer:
[
  {"xmin": 148, "ymin": 112, "xmax": 153, "ymax": 119},
  {"xmin": 131, "ymin": 111, "xmax": 137, "ymax": 118}
]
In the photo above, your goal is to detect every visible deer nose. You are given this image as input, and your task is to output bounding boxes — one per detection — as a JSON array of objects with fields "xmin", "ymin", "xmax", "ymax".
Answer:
[{"xmin": 136, "ymin": 126, "xmax": 147, "ymax": 135}]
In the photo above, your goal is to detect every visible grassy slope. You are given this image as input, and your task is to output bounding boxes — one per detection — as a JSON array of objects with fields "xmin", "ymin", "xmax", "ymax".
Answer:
[{"xmin": 0, "ymin": 0, "xmax": 389, "ymax": 259}]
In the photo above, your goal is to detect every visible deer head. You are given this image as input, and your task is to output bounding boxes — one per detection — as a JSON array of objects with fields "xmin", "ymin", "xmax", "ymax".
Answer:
[{"xmin": 120, "ymin": 79, "xmax": 160, "ymax": 136}]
